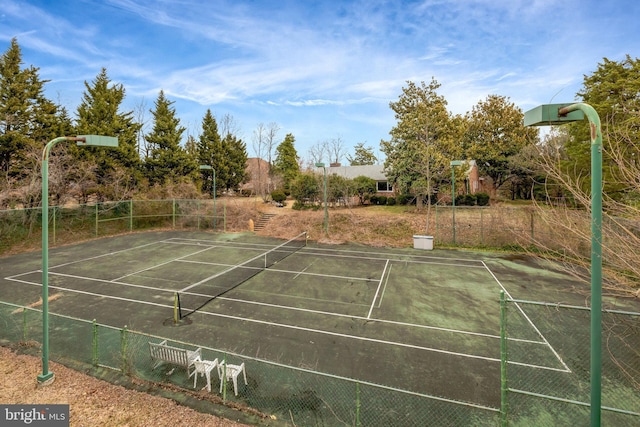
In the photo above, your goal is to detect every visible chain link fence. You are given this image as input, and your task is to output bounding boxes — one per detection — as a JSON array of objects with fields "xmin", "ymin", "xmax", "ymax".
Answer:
[
  {"xmin": 0, "ymin": 199, "xmax": 227, "ymax": 253},
  {"xmin": 500, "ymin": 295, "xmax": 640, "ymax": 426},
  {"xmin": 1, "ymin": 301, "xmax": 500, "ymax": 426}
]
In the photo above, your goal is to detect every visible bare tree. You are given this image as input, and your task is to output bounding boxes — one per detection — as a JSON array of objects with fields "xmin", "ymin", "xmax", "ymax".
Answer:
[
  {"xmin": 251, "ymin": 123, "xmax": 269, "ymax": 201},
  {"xmin": 524, "ymin": 125, "xmax": 640, "ymax": 297},
  {"xmin": 265, "ymin": 122, "xmax": 280, "ymax": 166},
  {"xmin": 327, "ymin": 136, "xmax": 347, "ymax": 165},
  {"xmin": 219, "ymin": 114, "xmax": 241, "ymax": 139},
  {"xmin": 134, "ymin": 98, "xmax": 150, "ymax": 158},
  {"xmin": 307, "ymin": 141, "xmax": 328, "ymax": 166}
]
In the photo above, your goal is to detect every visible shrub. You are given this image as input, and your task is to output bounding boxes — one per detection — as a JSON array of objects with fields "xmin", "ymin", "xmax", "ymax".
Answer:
[
  {"xmin": 397, "ymin": 194, "xmax": 413, "ymax": 205},
  {"xmin": 476, "ymin": 192, "xmax": 490, "ymax": 206},
  {"xmin": 386, "ymin": 197, "xmax": 396, "ymax": 206},
  {"xmin": 271, "ymin": 190, "xmax": 287, "ymax": 204}
]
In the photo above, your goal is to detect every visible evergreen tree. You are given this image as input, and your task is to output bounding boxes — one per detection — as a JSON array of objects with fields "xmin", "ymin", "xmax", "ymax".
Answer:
[
  {"xmin": 565, "ymin": 55, "xmax": 640, "ymax": 199},
  {"xmin": 347, "ymin": 142, "xmax": 377, "ymax": 165},
  {"xmin": 144, "ymin": 90, "xmax": 197, "ymax": 186},
  {"xmin": 74, "ymin": 68, "xmax": 141, "ymax": 198},
  {"xmin": 221, "ymin": 132, "xmax": 248, "ymax": 191},
  {"xmin": 197, "ymin": 110, "xmax": 223, "ymax": 196},
  {"xmin": 462, "ymin": 94, "xmax": 538, "ymax": 192},
  {"xmin": 0, "ymin": 38, "xmax": 73, "ymax": 207},
  {"xmin": 272, "ymin": 133, "xmax": 300, "ymax": 191},
  {"xmin": 0, "ymin": 38, "xmax": 62, "ymax": 177},
  {"xmin": 381, "ymin": 79, "xmax": 460, "ymax": 206}
]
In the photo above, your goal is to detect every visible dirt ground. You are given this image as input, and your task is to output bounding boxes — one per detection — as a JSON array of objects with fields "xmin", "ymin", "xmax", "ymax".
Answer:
[{"xmin": 0, "ymin": 346, "xmax": 252, "ymax": 427}]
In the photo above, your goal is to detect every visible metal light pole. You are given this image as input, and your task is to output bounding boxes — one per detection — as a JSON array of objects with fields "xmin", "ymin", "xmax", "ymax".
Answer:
[
  {"xmin": 315, "ymin": 162, "xmax": 328, "ymax": 235},
  {"xmin": 39, "ymin": 135, "xmax": 118, "ymax": 385},
  {"xmin": 450, "ymin": 160, "xmax": 463, "ymax": 245},
  {"xmin": 524, "ymin": 103, "xmax": 602, "ymax": 426},
  {"xmin": 199, "ymin": 165, "xmax": 216, "ymax": 229}
]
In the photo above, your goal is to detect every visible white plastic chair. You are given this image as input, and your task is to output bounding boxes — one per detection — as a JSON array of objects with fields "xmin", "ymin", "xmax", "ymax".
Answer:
[
  {"xmin": 218, "ymin": 361, "xmax": 247, "ymax": 396},
  {"xmin": 190, "ymin": 357, "xmax": 219, "ymax": 392}
]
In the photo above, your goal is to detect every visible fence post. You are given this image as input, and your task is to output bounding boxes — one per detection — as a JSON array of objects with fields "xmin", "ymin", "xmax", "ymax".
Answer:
[
  {"xmin": 172, "ymin": 199, "xmax": 176, "ymax": 228},
  {"xmin": 481, "ymin": 208, "xmax": 484, "ymax": 245},
  {"xmin": 95, "ymin": 203, "xmax": 99, "ymax": 237},
  {"xmin": 223, "ymin": 200, "xmax": 226, "ymax": 232},
  {"xmin": 355, "ymin": 381, "xmax": 361, "ymax": 427},
  {"xmin": 500, "ymin": 291, "xmax": 508, "ymax": 426},
  {"xmin": 129, "ymin": 200, "xmax": 133, "ymax": 232},
  {"xmin": 22, "ymin": 308, "xmax": 28, "ymax": 342},
  {"xmin": 92, "ymin": 319, "xmax": 98, "ymax": 367},
  {"xmin": 222, "ymin": 353, "xmax": 227, "ymax": 401},
  {"xmin": 52, "ymin": 206, "xmax": 56, "ymax": 245},
  {"xmin": 121, "ymin": 325, "xmax": 128, "ymax": 374},
  {"xmin": 530, "ymin": 209, "xmax": 534, "ymax": 242},
  {"xmin": 173, "ymin": 293, "xmax": 179, "ymax": 324}
]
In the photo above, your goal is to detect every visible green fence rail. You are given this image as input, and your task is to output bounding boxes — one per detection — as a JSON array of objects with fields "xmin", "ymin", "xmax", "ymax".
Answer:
[
  {"xmin": 0, "ymin": 301, "xmax": 500, "ymax": 426},
  {"xmin": 0, "ymin": 199, "xmax": 226, "ymax": 253},
  {"xmin": 500, "ymin": 294, "xmax": 640, "ymax": 426}
]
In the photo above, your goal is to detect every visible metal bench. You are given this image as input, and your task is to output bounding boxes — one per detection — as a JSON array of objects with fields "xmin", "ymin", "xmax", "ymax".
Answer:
[{"xmin": 149, "ymin": 340, "xmax": 201, "ymax": 375}]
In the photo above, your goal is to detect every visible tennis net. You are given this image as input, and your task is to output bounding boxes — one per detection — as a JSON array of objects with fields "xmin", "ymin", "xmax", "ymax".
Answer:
[{"xmin": 177, "ymin": 231, "xmax": 307, "ymax": 319}]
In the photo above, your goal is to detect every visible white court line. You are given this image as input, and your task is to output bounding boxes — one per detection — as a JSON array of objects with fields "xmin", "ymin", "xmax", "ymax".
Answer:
[
  {"xmin": 166, "ymin": 237, "xmax": 275, "ymax": 249},
  {"xmin": 184, "ymin": 307, "xmax": 569, "ymax": 371},
  {"xmin": 177, "ymin": 259, "xmax": 378, "ymax": 283},
  {"xmin": 301, "ymin": 246, "xmax": 486, "ymax": 264},
  {"xmin": 482, "ymin": 261, "xmax": 571, "ymax": 373},
  {"xmin": 376, "ymin": 263, "xmax": 393, "ymax": 308},
  {"xmin": 5, "ymin": 277, "xmax": 173, "ymax": 309},
  {"xmin": 166, "ymin": 237, "xmax": 486, "ymax": 269},
  {"xmin": 300, "ymin": 249, "xmax": 486, "ymax": 269},
  {"xmin": 7, "ymin": 272, "xmax": 562, "ymax": 371},
  {"xmin": 48, "ymin": 240, "xmax": 165, "ymax": 270},
  {"xmin": 367, "ymin": 259, "xmax": 390, "ymax": 319},
  {"xmin": 4, "ymin": 237, "xmax": 565, "ymax": 371},
  {"xmin": 112, "ymin": 245, "xmax": 214, "ymax": 282}
]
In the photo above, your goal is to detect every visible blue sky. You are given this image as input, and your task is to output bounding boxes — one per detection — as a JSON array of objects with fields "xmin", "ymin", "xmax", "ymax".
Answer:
[{"xmin": 1, "ymin": 0, "xmax": 638, "ymax": 163}]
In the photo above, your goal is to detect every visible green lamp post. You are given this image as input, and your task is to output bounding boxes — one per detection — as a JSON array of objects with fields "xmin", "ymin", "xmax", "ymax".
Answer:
[
  {"xmin": 524, "ymin": 103, "xmax": 603, "ymax": 426},
  {"xmin": 315, "ymin": 163, "xmax": 328, "ymax": 235},
  {"xmin": 450, "ymin": 160, "xmax": 463, "ymax": 245},
  {"xmin": 199, "ymin": 165, "xmax": 216, "ymax": 229},
  {"xmin": 39, "ymin": 135, "xmax": 118, "ymax": 385}
]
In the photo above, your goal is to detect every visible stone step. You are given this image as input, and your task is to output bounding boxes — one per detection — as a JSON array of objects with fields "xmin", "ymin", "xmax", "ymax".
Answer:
[{"xmin": 254, "ymin": 213, "xmax": 277, "ymax": 231}]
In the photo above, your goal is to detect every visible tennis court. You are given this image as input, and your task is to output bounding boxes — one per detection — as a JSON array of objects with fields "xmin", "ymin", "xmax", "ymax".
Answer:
[
  {"xmin": 1, "ymin": 230, "xmax": 602, "ymax": 407},
  {"xmin": 3, "ymin": 229, "xmax": 640, "ymax": 426}
]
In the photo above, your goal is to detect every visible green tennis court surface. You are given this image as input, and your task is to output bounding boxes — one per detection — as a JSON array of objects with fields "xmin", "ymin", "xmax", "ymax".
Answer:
[{"xmin": 1, "ymin": 230, "xmax": 637, "ymax": 415}]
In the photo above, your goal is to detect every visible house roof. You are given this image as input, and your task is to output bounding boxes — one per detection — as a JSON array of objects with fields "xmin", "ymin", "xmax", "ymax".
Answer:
[{"xmin": 327, "ymin": 164, "xmax": 387, "ymax": 181}]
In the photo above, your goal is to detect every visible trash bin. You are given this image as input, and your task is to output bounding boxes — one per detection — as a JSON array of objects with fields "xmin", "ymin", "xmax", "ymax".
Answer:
[{"xmin": 413, "ymin": 235, "xmax": 434, "ymax": 250}]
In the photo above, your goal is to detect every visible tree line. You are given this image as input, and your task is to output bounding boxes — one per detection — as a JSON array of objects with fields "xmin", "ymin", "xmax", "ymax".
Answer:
[
  {"xmin": 1, "ymin": 36, "xmax": 639, "ymax": 215},
  {"xmin": 0, "ymin": 39, "xmax": 302, "ymax": 208}
]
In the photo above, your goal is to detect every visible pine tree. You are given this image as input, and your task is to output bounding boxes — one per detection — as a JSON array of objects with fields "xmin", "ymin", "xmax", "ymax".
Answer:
[
  {"xmin": 222, "ymin": 133, "xmax": 248, "ymax": 192},
  {"xmin": 0, "ymin": 38, "xmax": 50, "ymax": 177},
  {"xmin": 74, "ymin": 68, "xmax": 141, "ymax": 198},
  {"xmin": 273, "ymin": 133, "xmax": 300, "ymax": 191},
  {"xmin": 347, "ymin": 142, "xmax": 377, "ymax": 166},
  {"xmin": 197, "ymin": 110, "xmax": 222, "ymax": 196},
  {"xmin": 144, "ymin": 90, "xmax": 197, "ymax": 186},
  {"xmin": 0, "ymin": 38, "xmax": 73, "ymax": 208},
  {"xmin": 565, "ymin": 55, "xmax": 640, "ymax": 199}
]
